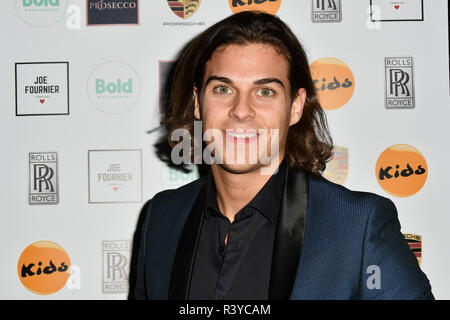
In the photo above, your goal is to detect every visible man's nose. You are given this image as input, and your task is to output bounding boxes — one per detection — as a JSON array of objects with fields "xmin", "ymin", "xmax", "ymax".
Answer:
[{"xmin": 228, "ymin": 92, "xmax": 255, "ymax": 121}]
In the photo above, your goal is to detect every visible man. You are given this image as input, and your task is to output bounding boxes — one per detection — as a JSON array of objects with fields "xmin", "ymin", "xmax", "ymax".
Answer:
[{"xmin": 133, "ymin": 11, "xmax": 433, "ymax": 300}]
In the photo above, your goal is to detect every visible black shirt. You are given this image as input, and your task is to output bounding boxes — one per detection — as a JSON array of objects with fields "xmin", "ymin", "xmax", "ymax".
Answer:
[{"xmin": 188, "ymin": 160, "xmax": 287, "ymax": 300}]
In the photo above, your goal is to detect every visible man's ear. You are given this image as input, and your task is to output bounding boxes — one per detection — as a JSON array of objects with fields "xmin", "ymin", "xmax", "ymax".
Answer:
[
  {"xmin": 289, "ymin": 88, "xmax": 306, "ymax": 126},
  {"xmin": 193, "ymin": 87, "xmax": 201, "ymax": 120}
]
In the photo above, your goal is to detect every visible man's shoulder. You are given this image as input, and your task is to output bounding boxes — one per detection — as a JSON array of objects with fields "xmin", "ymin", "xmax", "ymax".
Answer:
[{"xmin": 308, "ymin": 173, "xmax": 395, "ymax": 217}]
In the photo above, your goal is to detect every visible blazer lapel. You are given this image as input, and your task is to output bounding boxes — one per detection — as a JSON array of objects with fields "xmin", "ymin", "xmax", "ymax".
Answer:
[
  {"xmin": 268, "ymin": 165, "xmax": 309, "ymax": 300},
  {"xmin": 168, "ymin": 182, "xmax": 206, "ymax": 300}
]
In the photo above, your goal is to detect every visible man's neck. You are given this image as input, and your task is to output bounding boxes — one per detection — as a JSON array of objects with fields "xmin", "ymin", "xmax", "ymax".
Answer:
[{"xmin": 210, "ymin": 157, "xmax": 284, "ymax": 223}]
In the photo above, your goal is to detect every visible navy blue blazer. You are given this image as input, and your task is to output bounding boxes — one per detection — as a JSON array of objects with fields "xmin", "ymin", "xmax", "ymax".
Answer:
[{"xmin": 134, "ymin": 165, "xmax": 433, "ymax": 300}]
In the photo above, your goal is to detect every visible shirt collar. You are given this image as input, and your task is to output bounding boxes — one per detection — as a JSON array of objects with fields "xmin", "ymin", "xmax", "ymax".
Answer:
[{"xmin": 204, "ymin": 159, "xmax": 287, "ymax": 224}]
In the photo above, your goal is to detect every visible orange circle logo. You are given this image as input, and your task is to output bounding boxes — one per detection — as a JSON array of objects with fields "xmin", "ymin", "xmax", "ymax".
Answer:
[
  {"xmin": 309, "ymin": 57, "xmax": 355, "ymax": 111},
  {"xmin": 375, "ymin": 144, "xmax": 428, "ymax": 197},
  {"xmin": 17, "ymin": 241, "xmax": 71, "ymax": 295},
  {"xmin": 228, "ymin": 0, "xmax": 281, "ymax": 15}
]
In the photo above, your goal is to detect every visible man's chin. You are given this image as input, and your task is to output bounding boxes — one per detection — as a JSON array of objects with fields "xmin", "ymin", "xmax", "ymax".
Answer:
[
  {"xmin": 215, "ymin": 162, "xmax": 262, "ymax": 175},
  {"xmin": 215, "ymin": 160, "xmax": 279, "ymax": 175}
]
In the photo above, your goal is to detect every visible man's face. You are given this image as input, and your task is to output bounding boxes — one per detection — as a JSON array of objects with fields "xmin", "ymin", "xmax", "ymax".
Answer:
[{"xmin": 194, "ymin": 43, "xmax": 305, "ymax": 174}]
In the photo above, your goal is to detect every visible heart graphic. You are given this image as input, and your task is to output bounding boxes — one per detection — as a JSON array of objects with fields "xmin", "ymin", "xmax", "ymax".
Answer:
[
  {"xmin": 113, "ymin": 186, "xmax": 118, "ymax": 191},
  {"xmin": 39, "ymin": 99, "xmax": 45, "ymax": 104},
  {"xmin": 394, "ymin": 5, "xmax": 400, "ymax": 10}
]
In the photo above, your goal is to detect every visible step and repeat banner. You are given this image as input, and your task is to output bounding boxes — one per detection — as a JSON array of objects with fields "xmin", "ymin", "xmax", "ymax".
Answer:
[{"xmin": 1, "ymin": 0, "xmax": 449, "ymax": 299}]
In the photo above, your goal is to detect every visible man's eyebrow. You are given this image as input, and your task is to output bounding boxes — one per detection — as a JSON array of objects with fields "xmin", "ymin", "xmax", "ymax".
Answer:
[
  {"xmin": 205, "ymin": 76, "xmax": 285, "ymax": 89},
  {"xmin": 204, "ymin": 76, "xmax": 233, "ymax": 87},
  {"xmin": 253, "ymin": 78, "xmax": 285, "ymax": 88}
]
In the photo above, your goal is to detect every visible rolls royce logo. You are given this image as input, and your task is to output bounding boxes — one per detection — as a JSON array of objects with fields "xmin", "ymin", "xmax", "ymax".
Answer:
[
  {"xmin": 29, "ymin": 152, "xmax": 59, "ymax": 205},
  {"xmin": 312, "ymin": 0, "xmax": 342, "ymax": 23},
  {"xmin": 385, "ymin": 57, "xmax": 415, "ymax": 109}
]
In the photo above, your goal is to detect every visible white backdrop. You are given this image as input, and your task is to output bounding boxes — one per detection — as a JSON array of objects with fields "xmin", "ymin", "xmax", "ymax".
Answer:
[{"xmin": 1, "ymin": 0, "xmax": 449, "ymax": 299}]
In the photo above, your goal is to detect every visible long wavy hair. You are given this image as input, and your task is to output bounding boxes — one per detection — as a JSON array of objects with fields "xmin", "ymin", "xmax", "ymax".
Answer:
[{"xmin": 162, "ymin": 11, "xmax": 333, "ymax": 176}]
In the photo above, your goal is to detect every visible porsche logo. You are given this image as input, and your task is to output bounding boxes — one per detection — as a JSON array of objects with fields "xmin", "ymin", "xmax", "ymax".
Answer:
[{"xmin": 167, "ymin": 0, "xmax": 202, "ymax": 19}]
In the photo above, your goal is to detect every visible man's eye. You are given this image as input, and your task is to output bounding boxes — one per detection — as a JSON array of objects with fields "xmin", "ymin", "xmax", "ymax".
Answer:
[
  {"xmin": 257, "ymin": 88, "xmax": 274, "ymax": 97},
  {"xmin": 214, "ymin": 86, "xmax": 231, "ymax": 94}
]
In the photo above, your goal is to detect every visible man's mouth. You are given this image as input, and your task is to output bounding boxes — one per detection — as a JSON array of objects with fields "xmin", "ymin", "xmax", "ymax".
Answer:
[{"xmin": 224, "ymin": 129, "xmax": 259, "ymax": 144}]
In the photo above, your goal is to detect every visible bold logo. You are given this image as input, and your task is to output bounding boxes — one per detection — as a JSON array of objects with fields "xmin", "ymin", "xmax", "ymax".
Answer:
[
  {"xmin": 403, "ymin": 233, "xmax": 422, "ymax": 266},
  {"xmin": 88, "ymin": 149, "xmax": 142, "ymax": 203},
  {"xmin": 312, "ymin": 0, "xmax": 341, "ymax": 23},
  {"xmin": 322, "ymin": 146, "xmax": 348, "ymax": 185},
  {"xmin": 370, "ymin": 0, "xmax": 424, "ymax": 22},
  {"xmin": 29, "ymin": 152, "xmax": 59, "ymax": 205},
  {"xmin": 385, "ymin": 57, "xmax": 415, "ymax": 109},
  {"xmin": 160, "ymin": 164, "xmax": 200, "ymax": 189},
  {"xmin": 102, "ymin": 240, "xmax": 130, "ymax": 293},
  {"xmin": 87, "ymin": 0, "xmax": 139, "ymax": 25},
  {"xmin": 87, "ymin": 61, "xmax": 141, "ymax": 114},
  {"xmin": 15, "ymin": 62, "xmax": 69, "ymax": 116},
  {"xmin": 375, "ymin": 144, "xmax": 427, "ymax": 197},
  {"xmin": 309, "ymin": 57, "xmax": 355, "ymax": 111},
  {"xmin": 17, "ymin": 241, "xmax": 71, "ymax": 295},
  {"xmin": 167, "ymin": 0, "xmax": 202, "ymax": 19},
  {"xmin": 159, "ymin": 60, "xmax": 176, "ymax": 113},
  {"xmin": 14, "ymin": 0, "xmax": 68, "ymax": 28},
  {"xmin": 228, "ymin": 0, "xmax": 282, "ymax": 15}
]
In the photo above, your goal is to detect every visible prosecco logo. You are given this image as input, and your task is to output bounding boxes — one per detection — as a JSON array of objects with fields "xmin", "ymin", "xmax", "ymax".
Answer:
[
  {"xmin": 87, "ymin": 61, "xmax": 141, "ymax": 114},
  {"xmin": 17, "ymin": 241, "xmax": 71, "ymax": 295},
  {"xmin": 159, "ymin": 60, "xmax": 176, "ymax": 113},
  {"xmin": 87, "ymin": 0, "xmax": 139, "ymax": 25},
  {"xmin": 228, "ymin": 0, "xmax": 282, "ymax": 15},
  {"xmin": 309, "ymin": 57, "xmax": 355, "ymax": 111},
  {"xmin": 14, "ymin": 0, "xmax": 68, "ymax": 28},
  {"xmin": 375, "ymin": 144, "xmax": 427, "ymax": 197}
]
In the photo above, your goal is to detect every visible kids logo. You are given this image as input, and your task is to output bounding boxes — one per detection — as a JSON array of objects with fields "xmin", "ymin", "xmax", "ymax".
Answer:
[
  {"xmin": 309, "ymin": 57, "xmax": 355, "ymax": 111},
  {"xmin": 87, "ymin": 61, "xmax": 141, "ymax": 114},
  {"xmin": 167, "ymin": 0, "xmax": 202, "ymax": 19},
  {"xmin": 17, "ymin": 241, "xmax": 71, "ymax": 295},
  {"xmin": 229, "ymin": 0, "xmax": 282, "ymax": 15},
  {"xmin": 322, "ymin": 146, "xmax": 348, "ymax": 185},
  {"xmin": 375, "ymin": 144, "xmax": 427, "ymax": 197},
  {"xmin": 14, "ymin": 0, "xmax": 68, "ymax": 28}
]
